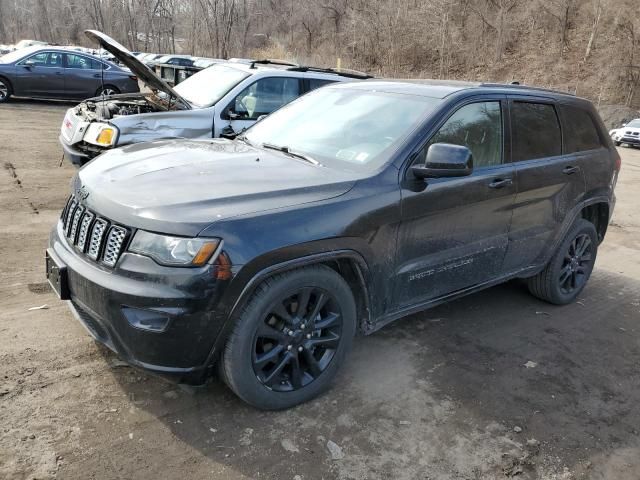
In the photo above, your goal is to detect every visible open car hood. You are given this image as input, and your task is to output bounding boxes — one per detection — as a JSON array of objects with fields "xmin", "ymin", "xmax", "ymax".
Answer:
[{"xmin": 84, "ymin": 30, "xmax": 190, "ymax": 109}]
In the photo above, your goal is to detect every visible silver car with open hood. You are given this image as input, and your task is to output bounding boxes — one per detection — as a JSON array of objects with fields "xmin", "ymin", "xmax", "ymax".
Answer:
[{"xmin": 59, "ymin": 30, "xmax": 370, "ymax": 167}]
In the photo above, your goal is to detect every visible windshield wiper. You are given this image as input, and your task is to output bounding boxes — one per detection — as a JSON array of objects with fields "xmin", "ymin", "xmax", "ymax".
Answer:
[{"xmin": 261, "ymin": 143, "xmax": 321, "ymax": 166}]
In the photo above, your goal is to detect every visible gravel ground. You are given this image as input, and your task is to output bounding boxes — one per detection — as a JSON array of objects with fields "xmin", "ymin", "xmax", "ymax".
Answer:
[{"xmin": 1, "ymin": 99, "xmax": 639, "ymax": 480}]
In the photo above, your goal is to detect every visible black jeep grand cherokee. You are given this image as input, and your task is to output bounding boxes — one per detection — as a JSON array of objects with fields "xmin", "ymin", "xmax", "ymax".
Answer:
[{"xmin": 47, "ymin": 80, "xmax": 619, "ymax": 409}]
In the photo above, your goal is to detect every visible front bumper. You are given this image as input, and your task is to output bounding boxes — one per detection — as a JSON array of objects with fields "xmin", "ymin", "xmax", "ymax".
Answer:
[
  {"xmin": 48, "ymin": 221, "xmax": 232, "ymax": 383},
  {"xmin": 620, "ymin": 136, "xmax": 640, "ymax": 145},
  {"xmin": 59, "ymin": 135, "xmax": 94, "ymax": 167}
]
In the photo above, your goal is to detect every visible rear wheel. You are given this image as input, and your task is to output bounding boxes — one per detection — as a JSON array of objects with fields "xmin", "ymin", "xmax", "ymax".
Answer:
[
  {"xmin": 527, "ymin": 219, "xmax": 598, "ymax": 305},
  {"xmin": 0, "ymin": 77, "xmax": 12, "ymax": 103},
  {"xmin": 95, "ymin": 85, "xmax": 120, "ymax": 97},
  {"xmin": 221, "ymin": 266, "xmax": 356, "ymax": 410}
]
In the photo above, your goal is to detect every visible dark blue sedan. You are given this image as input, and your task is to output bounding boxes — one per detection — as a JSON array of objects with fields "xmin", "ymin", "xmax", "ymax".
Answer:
[{"xmin": 0, "ymin": 46, "xmax": 139, "ymax": 103}]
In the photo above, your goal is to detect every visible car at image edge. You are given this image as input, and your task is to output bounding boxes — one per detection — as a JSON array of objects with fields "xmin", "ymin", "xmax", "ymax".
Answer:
[
  {"xmin": 46, "ymin": 80, "xmax": 619, "ymax": 410},
  {"xmin": 609, "ymin": 118, "xmax": 640, "ymax": 147},
  {"xmin": 0, "ymin": 46, "xmax": 139, "ymax": 103}
]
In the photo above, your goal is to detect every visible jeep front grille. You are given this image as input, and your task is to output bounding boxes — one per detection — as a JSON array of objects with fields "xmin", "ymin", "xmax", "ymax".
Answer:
[{"xmin": 60, "ymin": 195, "xmax": 130, "ymax": 268}]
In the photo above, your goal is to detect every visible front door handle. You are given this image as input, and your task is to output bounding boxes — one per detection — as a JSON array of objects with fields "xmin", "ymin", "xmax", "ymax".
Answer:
[
  {"xmin": 488, "ymin": 178, "xmax": 513, "ymax": 189},
  {"xmin": 563, "ymin": 165, "xmax": 580, "ymax": 175},
  {"xmin": 93, "ymin": 73, "xmax": 101, "ymax": 78}
]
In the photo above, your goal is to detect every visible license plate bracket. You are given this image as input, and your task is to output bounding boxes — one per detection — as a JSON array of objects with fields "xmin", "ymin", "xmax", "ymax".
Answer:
[{"xmin": 46, "ymin": 250, "xmax": 70, "ymax": 300}]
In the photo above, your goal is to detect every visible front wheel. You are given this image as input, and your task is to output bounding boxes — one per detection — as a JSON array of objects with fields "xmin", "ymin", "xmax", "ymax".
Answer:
[
  {"xmin": 0, "ymin": 77, "xmax": 12, "ymax": 103},
  {"xmin": 221, "ymin": 265, "xmax": 356, "ymax": 410},
  {"xmin": 527, "ymin": 219, "xmax": 598, "ymax": 305}
]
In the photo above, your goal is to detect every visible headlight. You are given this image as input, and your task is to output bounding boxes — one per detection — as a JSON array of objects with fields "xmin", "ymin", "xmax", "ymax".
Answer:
[
  {"xmin": 84, "ymin": 123, "xmax": 118, "ymax": 147},
  {"xmin": 129, "ymin": 230, "xmax": 220, "ymax": 266}
]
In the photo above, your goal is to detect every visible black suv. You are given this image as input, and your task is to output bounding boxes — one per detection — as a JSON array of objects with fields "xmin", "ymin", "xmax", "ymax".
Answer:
[{"xmin": 47, "ymin": 80, "xmax": 619, "ymax": 409}]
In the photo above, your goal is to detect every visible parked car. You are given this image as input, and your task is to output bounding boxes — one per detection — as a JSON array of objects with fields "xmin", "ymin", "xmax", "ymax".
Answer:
[
  {"xmin": 0, "ymin": 46, "xmax": 139, "ymax": 103},
  {"xmin": 148, "ymin": 54, "xmax": 195, "ymax": 68},
  {"xmin": 59, "ymin": 30, "xmax": 371, "ymax": 166},
  {"xmin": 609, "ymin": 118, "xmax": 640, "ymax": 147},
  {"xmin": 47, "ymin": 80, "xmax": 619, "ymax": 409}
]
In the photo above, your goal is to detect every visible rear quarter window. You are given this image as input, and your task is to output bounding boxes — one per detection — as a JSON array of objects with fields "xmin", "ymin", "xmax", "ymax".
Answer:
[
  {"xmin": 560, "ymin": 105, "xmax": 603, "ymax": 152},
  {"xmin": 511, "ymin": 101, "xmax": 562, "ymax": 161}
]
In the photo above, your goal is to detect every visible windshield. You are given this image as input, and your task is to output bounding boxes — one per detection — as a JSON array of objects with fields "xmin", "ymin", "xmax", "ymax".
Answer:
[
  {"xmin": 174, "ymin": 64, "xmax": 249, "ymax": 108},
  {"xmin": 626, "ymin": 119, "xmax": 640, "ymax": 128},
  {"xmin": 244, "ymin": 87, "xmax": 441, "ymax": 172}
]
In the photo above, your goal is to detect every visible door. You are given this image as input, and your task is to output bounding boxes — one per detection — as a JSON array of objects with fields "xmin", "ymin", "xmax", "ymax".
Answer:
[
  {"xmin": 217, "ymin": 77, "xmax": 302, "ymax": 137},
  {"xmin": 63, "ymin": 53, "xmax": 105, "ymax": 99},
  {"xmin": 394, "ymin": 99, "xmax": 516, "ymax": 308},
  {"xmin": 501, "ymin": 99, "xmax": 586, "ymax": 272},
  {"xmin": 14, "ymin": 51, "xmax": 65, "ymax": 97}
]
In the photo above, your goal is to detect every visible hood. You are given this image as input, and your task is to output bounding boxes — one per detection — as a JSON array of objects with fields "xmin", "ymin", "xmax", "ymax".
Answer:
[
  {"xmin": 76, "ymin": 139, "xmax": 359, "ymax": 236},
  {"xmin": 84, "ymin": 30, "xmax": 190, "ymax": 109}
]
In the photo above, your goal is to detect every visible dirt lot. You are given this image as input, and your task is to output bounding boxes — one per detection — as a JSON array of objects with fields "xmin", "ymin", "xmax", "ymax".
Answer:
[{"xmin": 0, "ymin": 99, "xmax": 639, "ymax": 480}]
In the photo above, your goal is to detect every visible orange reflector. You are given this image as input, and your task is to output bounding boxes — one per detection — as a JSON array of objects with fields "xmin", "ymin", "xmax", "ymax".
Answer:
[
  {"xmin": 214, "ymin": 252, "xmax": 232, "ymax": 280},
  {"xmin": 192, "ymin": 241, "xmax": 218, "ymax": 266},
  {"xmin": 96, "ymin": 128, "xmax": 114, "ymax": 145}
]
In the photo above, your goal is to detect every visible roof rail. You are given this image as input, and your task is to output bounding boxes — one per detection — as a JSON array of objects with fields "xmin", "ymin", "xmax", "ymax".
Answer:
[
  {"xmin": 286, "ymin": 65, "xmax": 373, "ymax": 79},
  {"xmin": 250, "ymin": 59, "xmax": 299, "ymax": 69},
  {"xmin": 480, "ymin": 82, "xmax": 576, "ymax": 96}
]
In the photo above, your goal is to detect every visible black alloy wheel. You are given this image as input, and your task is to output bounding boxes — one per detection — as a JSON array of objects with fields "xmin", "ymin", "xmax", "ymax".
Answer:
[
  {"xmin": 252, "ymin": 286, "xmax": 343, "ymax": 392},
  {"xmin": 220, "ymin": 265, "xmax": 356, "ymax": 410},
  {"xmin": 527, "ymin": 219, "xmax": 598, "ymax": 305},
  {"xmin": 558, "ymin": 233, "xmax": 593, "ymax": 295}
]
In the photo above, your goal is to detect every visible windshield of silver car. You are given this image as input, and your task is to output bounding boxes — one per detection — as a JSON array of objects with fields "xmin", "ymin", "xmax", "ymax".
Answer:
[
  {"xmin": 244, "ymin": 87, "xmax": 441, "ymax": 172},
  {"xmin": 174, "ymin": 64, "xmax": 249, "ymax": 108}
]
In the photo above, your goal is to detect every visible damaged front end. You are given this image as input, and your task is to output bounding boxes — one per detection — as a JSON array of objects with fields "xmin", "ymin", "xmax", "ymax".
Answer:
[{"xmin": 59, "ymin": 29, "xmax": 195, "ymax": 166}]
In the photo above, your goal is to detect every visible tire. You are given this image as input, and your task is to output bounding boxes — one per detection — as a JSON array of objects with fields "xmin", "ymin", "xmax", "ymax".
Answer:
[
  {"xmin": 614, "ymin": 141, "xmax": 622, "ymax": 147},
  {"xmin": 221, "ymin": 265, "xmax": 356, "ymax": 410},
  {"xmin": 527, "ymin": 219, "xmax": 598, "ymax": 305},
  {"xmin": 95, "ymin": 85, "xmax": 120, "ymax": 97},
  {"xmin": 0, "ymin": 77, "xmax": 12, "ymax": 103}
]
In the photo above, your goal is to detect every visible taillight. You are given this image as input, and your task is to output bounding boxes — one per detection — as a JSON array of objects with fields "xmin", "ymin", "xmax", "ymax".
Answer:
[{"xmin": 614, "ymin": 151, "xmax": 622, "ymax": 171}]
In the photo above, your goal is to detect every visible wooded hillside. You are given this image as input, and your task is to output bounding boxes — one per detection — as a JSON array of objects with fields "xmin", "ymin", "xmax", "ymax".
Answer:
[{"xmin": 1, "ymin": 0, "xmax": 639, "ymax": 110}]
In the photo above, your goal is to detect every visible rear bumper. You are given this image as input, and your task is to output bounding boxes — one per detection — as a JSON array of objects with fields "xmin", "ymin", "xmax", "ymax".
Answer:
[
  {"xmin": 48, "ymin": 222, "xmax": 233, "ymax": 384},
  {"xmin": 59, "ymin": 135, "xmax": 93, "ymax": 167}
]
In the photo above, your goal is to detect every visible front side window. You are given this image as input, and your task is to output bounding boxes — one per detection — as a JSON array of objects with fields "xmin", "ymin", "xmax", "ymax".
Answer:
[
  {"xmin": 511, "ymin": 102, "xmax": 562, "ymax": 161},
  {"xmin": 560, "ymin": 105, "xmax": 602, "ymax": 152},
  {"xmin": 244, "ymin": 87, "xmax": 441, "ymax": 172},
  {"xmin": 232, "ymin": 77, "xmax": 300, "ymax": 120},
  {"xmin": 419, "ymin": 101, "xmax": 503, "ymax": 168},
  {"xmin": 20, "ymin": 52, "xmax": 48, "ymax": 66}
]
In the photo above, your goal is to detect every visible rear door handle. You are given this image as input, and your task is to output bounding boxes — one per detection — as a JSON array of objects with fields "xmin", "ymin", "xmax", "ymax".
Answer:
[
  {"xmin": 93, "ymin": 73, "xmax": 100, "ymax": 78},
  {"xmin": 563, "ymin": 165, "xmax": 580, "ymax": 175},
  {"xmin": 488, "ymin": 178, "xmax": 513, "ymax": 189}
]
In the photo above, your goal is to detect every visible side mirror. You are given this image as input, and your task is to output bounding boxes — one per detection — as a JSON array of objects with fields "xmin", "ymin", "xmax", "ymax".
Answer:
[
  {"xmin": 23, "ymin": 60, "xmax": 35, "ymax": 68},
  {"xmin": 411, "ymin": 143, "xmax": 473, "ymax": 179}
]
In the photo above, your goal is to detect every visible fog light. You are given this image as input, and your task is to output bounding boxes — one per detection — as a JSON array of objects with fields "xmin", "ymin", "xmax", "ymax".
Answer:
[{"xmin": 122, "ymin": 307, "xmax": 171, "ymax": 332}]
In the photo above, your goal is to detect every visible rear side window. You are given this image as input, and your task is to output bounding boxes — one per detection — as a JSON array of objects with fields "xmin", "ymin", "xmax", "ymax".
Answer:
[
  {"xmin": 511, "ymin": 102, "xmax": 561, "ymax": 161},
  {"xmin": 308, "ymin": 78, "xmax": 336, "ymax": 91},
  {"xmin": 560, "ymin": 105, "xmax": 603, "ymax": 152}
]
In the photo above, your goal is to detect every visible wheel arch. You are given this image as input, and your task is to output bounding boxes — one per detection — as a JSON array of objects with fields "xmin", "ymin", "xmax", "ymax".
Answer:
[
  {"xmin": 580, "ymin": 201, "xmax": 609, "ymax": 243},
  {"xmin": 230, "ymin": 250, "xmax": 373, "ymax": 333},
  {"xmin": 0, "ymin": 74, "xmax": 13, "ymax": 93}
]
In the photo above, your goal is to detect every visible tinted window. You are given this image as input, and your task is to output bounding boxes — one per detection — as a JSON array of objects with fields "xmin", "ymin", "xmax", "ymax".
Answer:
[
  {"xmin": 232, "ymin": 77, "xmax": 300, "ymax": 120},
  {"xmin": 308, "ymin": 78, "xmax": 336, "ymax": 91},
  {"xmin": 420, "ymin": 101, "xmax": 503, "ymax": 168},
  {"xmin": 560, "ymin": 105, "xmax": 602, "ymax": 152},
  {"xmin": 512, "ymin": 102, "xmax": 561, "ymax": 161}
]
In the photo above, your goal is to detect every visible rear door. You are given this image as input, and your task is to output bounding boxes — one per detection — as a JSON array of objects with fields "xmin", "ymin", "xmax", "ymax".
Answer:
[
  {"xmin": 393, "ymin": 98, "xmax": 516, "ymax": 308},
  {"xmin": 501, "ymin": 98, "xmax": 586, "ymax": 272},
  {"xmin": 63, "ymin": 53, "xmax": 104, "ymax": 99}
]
